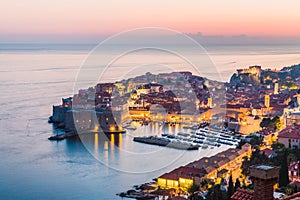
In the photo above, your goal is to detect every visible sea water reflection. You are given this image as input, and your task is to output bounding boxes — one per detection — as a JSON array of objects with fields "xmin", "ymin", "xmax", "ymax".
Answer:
[{"xmin": 64, "ymin": 122, "xmax": 229, "ymax": 175}]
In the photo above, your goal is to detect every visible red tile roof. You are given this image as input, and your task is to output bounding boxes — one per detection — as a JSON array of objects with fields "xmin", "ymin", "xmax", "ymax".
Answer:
[
  {"xmin": 159, "ymin": 166, "xmax": 206, "ymax": 180},
  {"xmin": 278, "ymin": 125, "xmax": 300, "ymax": 139},
  {"xmin": 159, "ymin": 144, "xmax": 251, "ymax": 182},
  {"xmin": 280, "ymin": 192, "xmax": 300, "ymax": 200},
  {"xmin": 231, "ymin": 188, "xmax": 253, "ymax": 200},
  {"xmin": 232, "ymin": 183, "xmax": 300, "ymax": 200},
  {"xmin": 259, "ymin": 129, "xmax": 276, "ymax": 136},
  {"xmin": 260, "ymin": 148, "xmax": 275, "ymax": 157}
]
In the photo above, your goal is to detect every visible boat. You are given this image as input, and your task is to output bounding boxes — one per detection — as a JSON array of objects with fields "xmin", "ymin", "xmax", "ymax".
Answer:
[
  {"xmin": 125, "ymin": 126, "xmax": 137, "ymax": 131},
  {"xmin": 48, "ymin": 129, "xmax": 66, "ymax": 141},
  {"xmin": 177, "ymin": 132, "xmax": 189, "ymax": 137},
  {"xmin": 193, "ymin": 139, "xmax": 204, "ymax": 144},
  {"xmin": 48, "ymin": 134, "xmax": 65, "ymax": 141},
  {"xmin": 167, "ymin": 134, "xmax": 175, "ymax": 139},
  {"xmin": 140, "ymin": 119, "xmax": 149, "ymax": 126},
  {"xmin": 182, "ymin": 125, "xmax": 198, "ymax": 130}
]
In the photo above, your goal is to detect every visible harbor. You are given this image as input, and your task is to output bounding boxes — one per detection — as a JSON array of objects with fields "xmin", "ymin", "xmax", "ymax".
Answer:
[{"xmin": 131, "ymin": 122, "xmax": 240, "ymax": 151}]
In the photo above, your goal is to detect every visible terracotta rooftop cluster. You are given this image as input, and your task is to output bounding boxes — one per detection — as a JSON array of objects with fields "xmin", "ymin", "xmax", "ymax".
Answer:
[
  {"xmin": 226, "ymin": 88, "xmax": 295, "ymax": 110},
  {"xmin": 231, "ymin": 188, "xmax": 254, "ymax": 200},
  {"xmin": 159, "ymin": 143, "xmax": 251, "ymax": 180},
  {"xmin": 278, "ymin": 125, "xmax": 300, "ymax": 139}
]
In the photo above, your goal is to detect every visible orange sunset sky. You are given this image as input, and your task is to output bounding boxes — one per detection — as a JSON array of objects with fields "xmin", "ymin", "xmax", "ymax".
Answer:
[{"xmin": 1, "ymin": 0, "xmax": 300, "ymax": 43}]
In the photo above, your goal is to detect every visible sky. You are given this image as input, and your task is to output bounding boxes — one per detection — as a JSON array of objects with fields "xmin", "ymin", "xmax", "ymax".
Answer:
[{"xmin": 1, "ymin": 0, "xmax": 300, "ymax": 44}]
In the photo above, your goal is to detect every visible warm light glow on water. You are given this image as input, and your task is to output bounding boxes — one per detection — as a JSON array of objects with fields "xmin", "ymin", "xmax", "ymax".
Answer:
[
  {"xmin": 104, "ymin": 141, "xmax": 108, "ymax": 151},
  {"xmin": 110, "ymin": 134, "xmax": 115, "ymax": 153},
  {"xmin": 94, "ymin": 133, "xmax": 98, "ymax": 153},
  {"xmin": 175, "ymin": 124, "xmax": 179, "ymax": 133},
  {"xmin": 104, "ymin": 141, "xmax": 109, "ymax": 163}
]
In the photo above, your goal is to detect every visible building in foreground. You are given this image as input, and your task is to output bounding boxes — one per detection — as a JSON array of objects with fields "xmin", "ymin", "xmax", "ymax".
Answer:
[{"xmin": 157, "ymin": 143, "xmax": 251, "ymax": 191}]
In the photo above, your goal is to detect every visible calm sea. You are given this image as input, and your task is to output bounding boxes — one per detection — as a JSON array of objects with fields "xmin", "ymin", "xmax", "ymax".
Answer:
[{"xmin": 0, "ymin": 43, "xmax": 299, "ymax": 199}]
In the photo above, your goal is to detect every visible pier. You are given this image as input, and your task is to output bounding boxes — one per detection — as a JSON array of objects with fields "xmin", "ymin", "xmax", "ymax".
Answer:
[{"xmin": 133, "ymin": 136, "xmax": 199, "ymax": 150}]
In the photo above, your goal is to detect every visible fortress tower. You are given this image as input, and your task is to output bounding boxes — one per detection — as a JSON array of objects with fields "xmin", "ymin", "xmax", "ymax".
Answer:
[
  {"xmin": 265, "ymin": 94, "xmax": 270, "ymax": 108},
  {"xmin": 274, "ymin": 82, "xmax": 279, "ymax": 95}
]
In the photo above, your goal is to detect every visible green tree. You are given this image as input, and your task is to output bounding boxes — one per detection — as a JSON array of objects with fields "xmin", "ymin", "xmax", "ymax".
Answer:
[
  {"xmin": 294, "ymin": 184, "xmax": 298, "ymax": 194},
  {"xmin": 260, "ymin": 116, "xmax": 282, "ymax": 130},
  {"xmin": 87, "ymin": 86, "xmax": 95, "ymax": 92},
  {"xmin": 200, "ymin": 179, "xmax": 208, "ymax": 188},
  {"xmin": 271, "ymin": 116, "xmax": 282, "ymax": 130},
  {"xmin": 188, "ymin": 183, "xmax": 200, "ymax": 194},
  {"xmin": 250, "ymin": 135, "xmax": 263, "ymax": 147},
  {"xmin": 287, "ymin": 153, "xmax": 297, "ymax": 163},
  {"xmin": 290, "ymin": 148, "xmax": 300, "ymax": 161},
  {"xmin": 286, "ymin": 185, "xmax": 294, "ymax": 195},
  {"xmin": 234, "ymin": 179, "xmax": 241, "ymax": 192},
  {"xmin": 190, "ymin": 193, "xmax": 204, "ymax": 200},
  {"xmin": 206, "ymin": 184, "xmax": 227, "ymax": 200},
  {"xmin": 260, "ymin": 118, "xmax": 272, "ymax": 129},
  {"xmin": 271, "ymin": 142, "xmax": 285, "ymax": 152},
  {"xmin": 279, "ymin": 149, "xmax": 290, "ymax": 187},
  {"xmin": 227, "ymin": 175, "xmax": 234, "ymax": 199},
  {"xmin": 241, "ymin": 149, "xmax": 269, "ymax": 176},
  {"xmin": 241, "ymin": 156, "xmax": 250, "ymax": 176}
]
